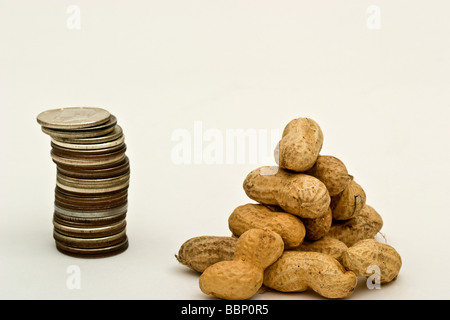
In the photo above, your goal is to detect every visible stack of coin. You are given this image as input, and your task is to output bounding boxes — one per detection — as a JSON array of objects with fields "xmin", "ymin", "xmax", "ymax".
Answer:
[{"xmin": 37, "ymin": 107, "xmax": 130, "ymax": 258}]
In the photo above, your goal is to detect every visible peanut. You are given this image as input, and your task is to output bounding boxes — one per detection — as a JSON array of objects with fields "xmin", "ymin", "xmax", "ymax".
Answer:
[
  {"xmin": 305, "ymin": 155, "xmax": 352, "ymax": 196},
  {"xmin": 275, "ymin": 118, "xmax": 323, "ymax": 172},
  {"xmin": 175, "ymin": 236, "xmax": 237, "ymax": 273},
  {"xmin": 199, "ymin": 228, "xmax": 284, "ymax": 300},
  {"xmin": 302, "ymin": 206, "xmax": 332, "ymax": 241},
  {"xmin": 342, "ymin": 239, "xmax": 402, "ymax": 283},
  {"xmin": 296, "ymin": 236, "xmax": 348, "ymax": 262},
  {"xmin": 264, "ymin": 251, "xmax": 357, "ymax": 299},
  {"xmin": 228, "ymin": 203, "xmax": 306, "ymax": 248},
  {"xmin": 330, "ymin": 179, "xmax": 366, "ymax": 220},
  {"xmin": 327, "ymin": 204, "xmax": 383, "ymax": 247},
  {"xmin": 243, "ymin": 166, "xmax": 330, "ymax": 219}
]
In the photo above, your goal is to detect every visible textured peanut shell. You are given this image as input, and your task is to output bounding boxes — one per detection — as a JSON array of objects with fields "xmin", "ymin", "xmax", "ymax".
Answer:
[
  {"xmin": 243, "ymin": 166, "xmax": 330, "ymax": 219},
  {"xmin": 331, "ymin": 179, "xmax": 366, "ymax": 220},
  {"xmin": 276, "ymin": 118, "xmax": 323, "ymax": 172},
  {"xmin": 305, "ymin": 155, "xmax": 352, "ymax": 196},
  {"xmin": 233, "ymin": 228, "xmax": 284, "ymax": 269},
  {"xmin": 199, "ymin": 229, "xmax": 284, "ymax": 300},
  {"xmin": 175, "ymin": 236, "xmax": 237, "ymax": 273},
  {"xmin": 228, "ymin": 204, "xmax": 306, "ymax": 248},
  {"xmin": 264, "ymin": 251, "xmax": 357, "ymax": 299},
  {"xmin": 199, "ymin": 260, "xmax": 263, "ymax": 300},
  {"xmin": 342, "ymin": 239, "xmax": 402, "ymax": 283},
  {"xmin": 302, "ymin": 207, "xmax": 332, "ymax": 241},
  {"xmin": 297, "ymin": 236, "xmax": 348, "ymax": 262},
  {"xmin": 328, "ymin": 204, "xmax": 383, "ymax": 247}
]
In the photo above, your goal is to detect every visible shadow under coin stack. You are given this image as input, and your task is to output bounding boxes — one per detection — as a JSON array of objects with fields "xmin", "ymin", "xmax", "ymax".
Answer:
[{"xmin": 37, "ymin": 107, "xmax": 130, "ymax": 258}]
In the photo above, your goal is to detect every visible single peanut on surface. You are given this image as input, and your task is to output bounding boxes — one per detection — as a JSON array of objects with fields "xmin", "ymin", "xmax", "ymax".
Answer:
[
  {"xmin": 175, "ymin": 236, "xmax": 237, "ymax": 273},
  {"xmin": 305, "ymin": 155, "xmax": 352, "ymax": 196},
  {"xmin": 275, "ymin": 118, "xmax": 323, "ymax": 172},
  {"xmin": 264, "ymin": 251, "xmax": 357, "ymax": 299},
  {"xmin": 342, "ymin": 239, "xmax": 402, "ymax": 283},
  {"xmin": 328, "ymin": 204, "xmax": 383, "ymax": 247},
  {"xmin": 330, "ymin": 179, "xmax": 366, "ymax": 220},
  {"xmin": 243, "ymin": 166, "xmax": 330, "ymax": 219},
  {"xmin": 199, "ymin": 228, "xmax": 284, "ymax": 300},
  {"xmin": 228, "ymin": 203, "xmax": 305, "ymax": 248}
]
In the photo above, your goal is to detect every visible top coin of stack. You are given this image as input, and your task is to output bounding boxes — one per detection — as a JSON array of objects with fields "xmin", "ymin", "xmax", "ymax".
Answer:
[{"xmin": 37, "ymin": 107, "xmax": 130, "ymax": 258}]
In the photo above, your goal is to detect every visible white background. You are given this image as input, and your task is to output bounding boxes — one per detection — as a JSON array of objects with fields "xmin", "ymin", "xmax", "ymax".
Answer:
[{"xmin": 1, "ymin": 0, "xmax": 449, "ymax": 300}]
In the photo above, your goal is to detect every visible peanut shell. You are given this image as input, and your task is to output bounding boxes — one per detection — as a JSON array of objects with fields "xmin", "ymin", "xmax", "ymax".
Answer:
[
  {"xmin": 175, "ymin": 236, "xmax": 237, "ymax": 273},
  {"xmin": 228, "ymin": 203, "xmax": 305, "ymax": 248},
  {"xmin": 276, "ymin": 118, "xmax": 323, "ymax": 172},
  {"xmin": 305, "ymin": 155, "xmax": 352, "ymax": 196},
  {"xmin": 243, "ymin": 166, "xmax": 330, "ymax": 219},
  {"xmin": 342, "ymin": 239, "xmax": 402, "ymax": 283},
  {"xmin": 264, "ymin": 251, "xmax": 357, "ymax": 299}
]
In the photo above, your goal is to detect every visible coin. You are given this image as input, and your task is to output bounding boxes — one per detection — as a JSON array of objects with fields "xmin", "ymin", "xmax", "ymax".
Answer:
[
  {"xmin": 51, "ymin": 147, "xmax": 127, "ymax": 168},
  {"xmin": 53, "ymin": 219, "xmax": 126, "ymax": 238},
  {"xmin": 56, "ymin": 156, "xmax": 130, "ymax": 179},
  {"xmin": 37, "ymin": 107, "xmax": 111, "ymax": 130},
  {"xmin": 53, "ymin": 211, "xmax": 127, "ymax": 227},
  {"xmin": 51, "ymin": 134, "xmax": 125, "ymax": 151},
  {"xmin": 42, "ymin": 124, "xmax": 115, "ymax": 139},
  {"xmin": 51, "ymin": 125, "xmax": 123, "ymax": 145},
  {"xmin": 55, "ymin": 237, "xmax": 128, "ymax": 258},
  {"xmin": 54, "ymin": 203, "xmax": 128, "ymax": 219},
  {"xmin": 53, "ymin": 228, "xmax": 127, "ymax": 249}
]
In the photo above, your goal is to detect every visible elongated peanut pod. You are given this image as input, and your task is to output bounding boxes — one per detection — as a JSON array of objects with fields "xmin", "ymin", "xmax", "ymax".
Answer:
[
  {"xmin": 328, "ymin": 204, "xmax": 383, "ymax": 247},
  {"xmin": 200, "ymin": 229, "xmax": 284, "ymax": 300},
  {"xmin": 264, "ymin": 251, "xmax": 357, "ymax": 299},
  {"xmin": 276, "ymin": 118, "xmax": 323, "ymax": 172},
  {"xmin": 228, "ymin": 203, "xmax": 305, "ymax": 248},
  {"xmin": 175, "ymin": 236, "xmax": 237, "ymax": 273},
  {"xmin": 342, "ymin": 239, "xmax": 402, "ymax": 283},
  {"xmin": 243, "ymin": 166, "xmax": 330, "ymax": 219}
]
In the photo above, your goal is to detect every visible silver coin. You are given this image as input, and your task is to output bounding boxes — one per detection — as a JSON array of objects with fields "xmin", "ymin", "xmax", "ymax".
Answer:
[
  {"xmin": 50, "ymin": 149, "xmax": 126, "ymax": 168},
  {"xmin": 56, "ymin": 171, "xmax": 130, "ymax": 189},
  {"xmin": 37, "ymin": 107, "xmax": 111, "ymax": 130},
  {"xmin": 54, "ymin": 203, "xmax": 128, "ymax": 219},
  {"xmin": 53, "ymin": 228, "xmax": 127, "ymax": 248},
  {"xmin": 51, "ymin": 134, "xmax": 125, "ymax": 150},
  {"xmin": 42, "ymin": 125, "xmax": 115, "ymax": 139},
  {"xmin": 51, "ymin": 125, "xmax": 123, "ymax": 145},
  {"xmin": 53, "ymin": 219, "xmax": 126, "ymax": 238}
]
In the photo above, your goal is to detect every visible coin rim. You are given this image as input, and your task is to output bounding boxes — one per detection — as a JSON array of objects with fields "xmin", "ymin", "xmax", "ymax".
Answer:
[{"xmin": 37, "ymin": 107, "xmax": 111, "ymax": 130}]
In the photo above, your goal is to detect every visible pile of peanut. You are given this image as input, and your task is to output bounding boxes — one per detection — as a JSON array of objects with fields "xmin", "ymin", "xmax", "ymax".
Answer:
[{"xmin": 176, "ymin": 118, "xmax": 402, "ymax": 300}]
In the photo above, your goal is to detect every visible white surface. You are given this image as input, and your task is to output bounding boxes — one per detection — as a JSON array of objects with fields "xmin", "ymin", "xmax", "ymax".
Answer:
[{"xmin": 0, "ymin": 0, "xmax": 449, "ymax": 300}]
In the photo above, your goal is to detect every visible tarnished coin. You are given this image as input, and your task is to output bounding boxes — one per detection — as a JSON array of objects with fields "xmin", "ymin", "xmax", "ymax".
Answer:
[
  {"xmin": 51, "ymin": 133, "xmax": 125, "ymax": 151},
  {"xmin": 53, "ymin": 211, "xmax": 127, "ymax": 227},
  {"xmin": 51, "ymin": 125, "xmax": 123, "ymax": 145},
  {"xmin": 53, "ymin": 219, "xmax": 126, "ymax": 238},
  {"xmin": 42, "ymin": 124, "xmax": 115, "ymax": 139},
  {"xmin": 54, "ymin": 203, "xmax": 128, "ymax": 219},
  {"xmin": 54, "ymin": 188, "xmax": 128, "ymax": 211},
  {"xmin": 50, "ymin": 141, "xmax": 125, "ymax": 157},
  {"xmin": 55, "ymin": 237, "xmax": 129, "ymax": 258},
  {"xmin": 37, "ymin": 107, "xmax": 111, "ymax": 130},
  {"xmin": 56, "ymin": 156, "xmax": 130, "ymax": 179},
  {"xmin": 51, "ymin": 147, "xmax": 127, "ymax": 168},
  {"xmin": 53, "ymin": 228, "xmax": 127, "ymax": 249}
]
